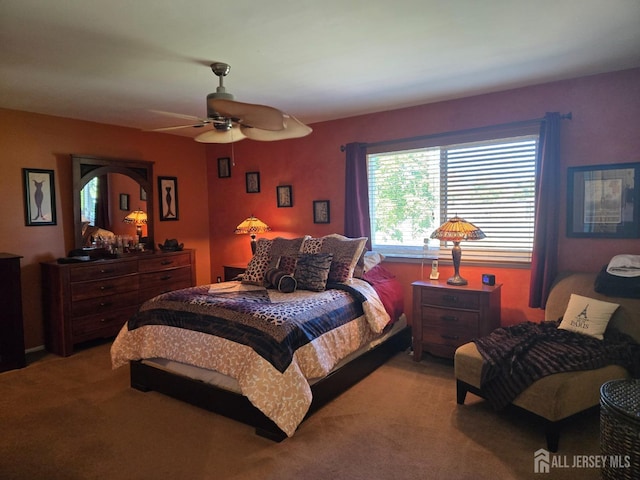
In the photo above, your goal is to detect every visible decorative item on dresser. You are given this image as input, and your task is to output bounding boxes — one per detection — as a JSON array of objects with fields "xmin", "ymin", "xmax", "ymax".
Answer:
[
  {"xmin": 412, "ymin": 280, "xmax": 501, "ymax": 360},
  {"xmin": 41, "ymin": 249, "xmax": 195, "ymax": 356},
  {"xmin": 0, "ymin": 253, "xmax": 26, "ymax": 372}
]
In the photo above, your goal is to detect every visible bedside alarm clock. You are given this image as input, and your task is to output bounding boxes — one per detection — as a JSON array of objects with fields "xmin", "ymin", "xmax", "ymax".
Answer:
[{"xmin": 482, "ymin": 273, "xmax": 496, "ymax": 286}]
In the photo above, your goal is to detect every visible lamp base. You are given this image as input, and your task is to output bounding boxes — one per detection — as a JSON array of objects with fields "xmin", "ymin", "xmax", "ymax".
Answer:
[{"xmin": 447, "ymin": 274, "xmax": 468, "ymax": 286}]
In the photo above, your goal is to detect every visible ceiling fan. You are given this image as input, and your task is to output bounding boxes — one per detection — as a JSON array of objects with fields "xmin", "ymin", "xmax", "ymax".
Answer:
[{"xmin": 151, "ymin": 62, "xmax": 312, "ymax": 143}]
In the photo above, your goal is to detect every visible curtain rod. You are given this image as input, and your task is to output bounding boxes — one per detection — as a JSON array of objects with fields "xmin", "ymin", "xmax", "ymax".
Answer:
[{"xmin": 340, "ymin": 112, "xmax": 572, "ymax": 152}]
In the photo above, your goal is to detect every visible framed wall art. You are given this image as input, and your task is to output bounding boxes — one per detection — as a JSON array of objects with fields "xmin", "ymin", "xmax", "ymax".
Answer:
[
  {"xmin": 313, "ymin": 200, "xmax": 330, "ymax": 224},
  {"xmin": 218, "ymin": 157, "xmax": 231, "ymax": 178},
  {"xmin": 277, "ymin": 185, "xmax": 293, "ymax": 207},
  {"xmin": 158, "ymin": 176, "xmax": 179, "ymax": 221},
  {"xmin": 23, "ymin": 168, "xmax": 57, "ymax": 226},
  {"xmin": 119, "ymin": 193, "xmax": 130, "ymax": 211},
  {"xmin": 567, "ymin": 162, "xmax": 639, "ymax": 238},
  {"xmin": 246, "ymin": 172, "xmax": 260, "ymax": 193}
]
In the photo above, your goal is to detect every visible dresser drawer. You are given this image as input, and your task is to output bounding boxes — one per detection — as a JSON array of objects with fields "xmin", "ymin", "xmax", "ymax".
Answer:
[
  {"xmin": 71, "ymin": 291, "xmax": 140, "ymax": 317},
  {"xmin": 138, "ymin": 252, "xmax": 191, "ymax": 272},
  {"xmin": 139, "ymin": 267, "xmax": 193, "ymax": 302},
  {"xmin": 420, "ymin": 306, "xmax": 479, "ymax": 330},
  {"xmin": 69, "ymin": 260, "xmax": 138, "ymax": 282},
  {"xmin": 71, "ymin": 274, "xmax": 138, "ymax": 302},
  {"xmin": 71, "ymin": 305, "xmax": 139, "ymax": 343},
  {"xmin": 420, "ymin": 288, "xmax": 480, "ymax": 310}
]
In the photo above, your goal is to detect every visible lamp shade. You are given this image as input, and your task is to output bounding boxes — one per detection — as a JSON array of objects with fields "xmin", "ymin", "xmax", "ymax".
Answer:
[
  {"xmin": 430, "ymin": 216, "xmax": 486, "ymax": 242},
  {"xmin": 123, "ymin": 209, "xmax": 148, "ymax": 225},
  {"xmin": 430, "ymin": 216, "xmax": 485, "ymax": 285},
  {"xmin": 234, "ymin": 216, "xmax": 271, "ymax": 235}
]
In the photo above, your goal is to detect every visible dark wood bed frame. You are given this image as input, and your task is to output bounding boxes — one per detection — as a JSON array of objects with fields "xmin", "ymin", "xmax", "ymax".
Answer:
[{"xmin": 130, "ymin": 325, "xmax": 411, "ymax": 441}]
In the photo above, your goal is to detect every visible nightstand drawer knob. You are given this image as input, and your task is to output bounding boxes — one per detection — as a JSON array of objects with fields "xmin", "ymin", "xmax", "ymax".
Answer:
[
  {"xmin": 442, "ymin": 294, "xmax": 459, "ymax": 303},
  {"xmin": 441, "ymin": 315, "xmax": 458, "ymax": 322}
]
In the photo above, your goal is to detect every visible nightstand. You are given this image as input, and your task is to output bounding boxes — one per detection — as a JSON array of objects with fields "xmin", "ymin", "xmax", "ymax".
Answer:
[
  {"xmin": 224, "ymin": 264, "xmax": 246, "ymax": 281},
  {"xmin": 412, "ymin": 280, "xmax": 501, "ymax": 360}
]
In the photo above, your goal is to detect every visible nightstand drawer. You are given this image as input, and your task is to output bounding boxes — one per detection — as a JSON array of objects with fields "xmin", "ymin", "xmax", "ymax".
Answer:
[
  {"xmin": 422, "ymin": 327, "xmax": 476, "ymax": 348},
  {"xmin": 420, "ymin": 306, "xmax": 479, "ymax": 330},
  {"xmin": 420, "ymin": 288, "xmax": 480, "ymax": 310}
]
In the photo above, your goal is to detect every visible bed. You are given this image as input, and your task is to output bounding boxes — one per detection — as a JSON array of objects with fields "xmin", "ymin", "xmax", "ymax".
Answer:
[{"xmin": 111, "ymin": 235, "xmax": 410, "ymax": 441}]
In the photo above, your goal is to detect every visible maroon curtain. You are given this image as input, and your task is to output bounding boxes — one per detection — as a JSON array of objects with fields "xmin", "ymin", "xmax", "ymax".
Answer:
[
  {"xmin": 529, "ymin": 112, "xmax": 562, "ymax": 308},
  {"xmin": 95, "ymin": 174, "xmax": 111, "ymax": 231},
  {"xmin": 344, "ymin": 142, "xmax": 371, "ymax": 249}
]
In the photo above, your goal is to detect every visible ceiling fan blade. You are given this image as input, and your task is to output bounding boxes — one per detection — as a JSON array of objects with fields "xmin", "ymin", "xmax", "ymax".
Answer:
[
  {"xmin": 207, "ymin": 98, "xmax": 285, "ymax": 131},
  {"xmin": 241, "ymin": 115, "xmax": 312, "ymax": 141},
  {"xmin": 149, "ymin": 110, "xmax": 205, "ymax": 122},
  {"xmin": 150, "ymin": 123, "xmax": 207, "ymax": 132},
  {"xmin": 194, "ymin": 126, "xmax": 247, "ymax": 144}
]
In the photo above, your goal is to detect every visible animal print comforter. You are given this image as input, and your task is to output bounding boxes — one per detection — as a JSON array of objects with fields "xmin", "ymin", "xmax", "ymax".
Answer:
[{"xmin": 111, "ymin": 279, "xmax": 391, "ymax": 436}]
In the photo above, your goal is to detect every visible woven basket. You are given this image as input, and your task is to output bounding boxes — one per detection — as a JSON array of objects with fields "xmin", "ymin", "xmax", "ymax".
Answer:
[{"xmin": 600, "ymin": 379, "xmax": 640, "ymax": 480}]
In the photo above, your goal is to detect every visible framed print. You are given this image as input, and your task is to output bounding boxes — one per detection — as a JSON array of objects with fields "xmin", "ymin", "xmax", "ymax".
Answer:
[
  {"xmin": 277, "ymin": 185, "xmax": 293, "ymax": 207},
  {"xmin": 567, "ymin": 162, "xmax": 639, "ymax": 238},
  {"xmin": 218, "ymin": 157, "xmax": 231, "ymax": 178},
  {"xmin": 119, "ymin": 193, "xmax": 130, "ymax": 211},
  {"xmin": 23, "ymin": 168, "xmax": 57, "ymax": 226},
  {"xmin": 140, "ymin": 185, "xmax": 147, "ymax": 201},
  {"xmin": 158, "ymin": 176, "xmax": 179, "ymax": 221},
  {"xmin": 313, "ymin": 200, "xmax": 330, "ymax": 224},
  {"xmin": 246, "ymin": 172, "xmax": 260, "ymax": 193}
]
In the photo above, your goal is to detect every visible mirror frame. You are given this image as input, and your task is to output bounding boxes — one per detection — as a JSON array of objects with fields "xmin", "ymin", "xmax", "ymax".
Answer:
[{"xmin": 72, "ymin": 154, "xmax": 155, "ymax": 250}]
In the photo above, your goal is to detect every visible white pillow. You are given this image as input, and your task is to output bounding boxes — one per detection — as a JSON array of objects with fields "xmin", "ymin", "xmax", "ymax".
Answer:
[{"xmin": 558, "ymin": 294, "xmax": 619, "ymax": 340}]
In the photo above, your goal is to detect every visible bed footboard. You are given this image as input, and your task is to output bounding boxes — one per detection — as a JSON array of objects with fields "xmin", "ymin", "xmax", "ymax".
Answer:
[{"xmin": 129, "ymin": 325, "xmax": 411, "ymax": 440}]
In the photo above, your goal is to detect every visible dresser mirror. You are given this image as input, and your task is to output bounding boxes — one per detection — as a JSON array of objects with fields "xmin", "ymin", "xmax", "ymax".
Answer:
[{"xmin": 72, "ymin": 155, "xmax": 154, "ymax": 250}]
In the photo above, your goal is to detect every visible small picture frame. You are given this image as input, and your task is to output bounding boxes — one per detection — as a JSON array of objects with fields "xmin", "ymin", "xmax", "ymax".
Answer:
[
  {"xmin": 313, "ymin": 200, "xmax": 330, "ymax": 224},
  {"xmin": 218, "ymin": 157, "xmax": 231, "ymax": 178},
  {"xmin": 277, "ymin": 185, "xmax": 293, "ymax": 207},
  {"xmin": 140, "ymin": 185, "xmax": 147, "ymax": 201},
  {"xmin": 119, "ymin": 193, "xmax": 130, "ymax": 211},
  {"xmin": 23, "ymin": 168, "xmax": 57, "ymax": 226},
  {"xmin": 246, "ymin": 172, "xmax": 260, "ymax": 193},
  {"xmin": 567, "ymin": 162, "xmax": 639, "ymax": 238},
  {"xmin": 158, "ymin": 176, "xmax": 179, "ymax": 221}
]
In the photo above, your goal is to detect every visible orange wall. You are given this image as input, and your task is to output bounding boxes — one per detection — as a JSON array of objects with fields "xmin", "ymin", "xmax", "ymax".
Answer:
[
  {"xmin": 205, "ymin": 68, "xmax": 640, "ymax": 327},
  {"xmin": 0, "ymin": 109, "xmax": 211, "ymax": 349},
  {"xmin": 2, "ymin": 67, "xmax": 639, "ymax": 350}
]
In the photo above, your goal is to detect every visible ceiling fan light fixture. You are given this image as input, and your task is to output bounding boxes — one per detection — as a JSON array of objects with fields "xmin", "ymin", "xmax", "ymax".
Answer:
[{"xmin": 195, "ymin": 127, "xmax": 246, "ymax": 143}]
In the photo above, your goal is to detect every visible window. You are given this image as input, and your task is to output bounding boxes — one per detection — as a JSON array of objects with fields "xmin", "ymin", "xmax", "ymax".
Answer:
[
  {"xmin": 367, "ymin": 131, "xmax": 539, "ymax": 264},
  {"xmin": 80, "ymin": 177, "xmax": 98, "ymax": 226}
]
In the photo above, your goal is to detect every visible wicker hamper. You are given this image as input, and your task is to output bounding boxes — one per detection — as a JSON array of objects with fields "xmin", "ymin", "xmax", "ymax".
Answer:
[{"xmin": 600, "ymin": 379, "xmax": 640, "ymax": 480}]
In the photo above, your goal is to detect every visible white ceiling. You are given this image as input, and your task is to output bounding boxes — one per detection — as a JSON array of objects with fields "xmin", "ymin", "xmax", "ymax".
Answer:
[{"xmin": 1, "ymin": 0, "xmax": 639, "ymax": 138}]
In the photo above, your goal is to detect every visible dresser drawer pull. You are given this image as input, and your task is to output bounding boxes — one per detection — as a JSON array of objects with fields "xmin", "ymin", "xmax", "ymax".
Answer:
[
  {"xmin": 441, "ymin": 315, "xmax": 459, "ymax": 322},
  {"xmin": 100, "ymin": 317, "xmax": 116, "ymax": 323},
  {"xmin": 99, "ymin": 268, "xmax": 114, "ymax": 274},
  {"xmin": 99, "ymin": 302, "xmax": 112, "ymax": 308},
  {"xmin": 160, "ymin": 275, "xmax": 172, "ymax": 281},
  {"xmin": 161, "ymin": 260, "xmax": 174, "ymax": 266},
  {"xmin": 99, "ymin": 285, "xmax": 115, "ymax": 291},
  {"xmin": 442, "ymin": 294, "xmax": 459, "ymax": 303},
  {"xmin": 441, "ymin": 334, "xmax": 460, "ymax": 340}
]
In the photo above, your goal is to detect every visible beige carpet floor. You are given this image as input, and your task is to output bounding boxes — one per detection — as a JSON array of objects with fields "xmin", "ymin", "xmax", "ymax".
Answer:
[{"xmin": 0, "ymin": 341, "xmax": 602, "ymax": 480}]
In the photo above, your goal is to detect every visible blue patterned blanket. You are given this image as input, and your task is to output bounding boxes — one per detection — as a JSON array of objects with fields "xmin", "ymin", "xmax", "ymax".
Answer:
[{"xmin": 128, "ymin": 283, "xmax": 366, "ymax": 373}]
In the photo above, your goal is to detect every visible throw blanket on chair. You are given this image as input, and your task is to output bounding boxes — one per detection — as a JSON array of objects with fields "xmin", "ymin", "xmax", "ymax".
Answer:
[{"xmin": 473, "ymin": 321, "xmax": 640, "ymax": 410}]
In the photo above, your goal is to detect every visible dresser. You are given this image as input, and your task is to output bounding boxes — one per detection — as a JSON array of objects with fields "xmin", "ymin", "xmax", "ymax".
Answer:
[
  {"xmin": 0, "ymin": 253, "xmax": 26, "ymax": 372},
  {"xmin": 412, "ymin": 280, "xmax": 501, "ymax": 360},
  {"xmin": 41, "ymin": 249, "xmax": 195, "ymax": 356}
]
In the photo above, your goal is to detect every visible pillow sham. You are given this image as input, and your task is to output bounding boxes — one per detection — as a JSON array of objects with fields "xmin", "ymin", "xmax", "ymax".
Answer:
[
  {"xmin": 241, "ymin": 238, "xmax": 273, "ymax": 285},
  {"xmin": 294, "ymin": 253, "xmax": 334, "ymax": 291},
  {"xmin": 320, "ymin": 234, "xmax": 367, "ymax": 283},
  {"xmin": 264, "ymin": 267, "xmax": 297, "ymax": 293},
  {"xmin": 558, "ymin": 293, "xmax": 620, "ymax": 340}
]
